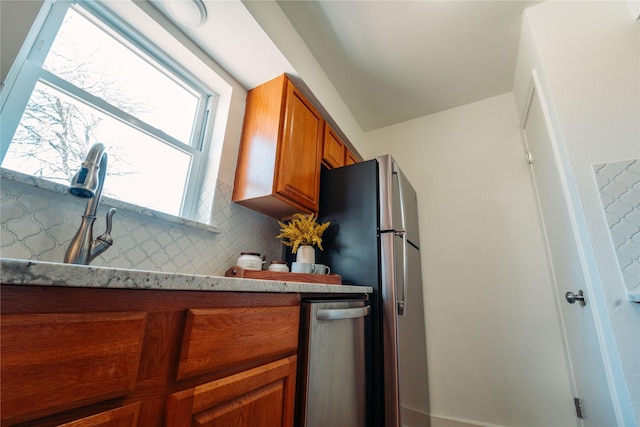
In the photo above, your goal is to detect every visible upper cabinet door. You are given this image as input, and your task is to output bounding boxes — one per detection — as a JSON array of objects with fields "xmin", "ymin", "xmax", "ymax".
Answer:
[
  {"xmin": 275, "ymin": 81, "xmax": 323, "ymax": 212},
  {"xmin": 322, "ymin": 123, "xmax": 346, "ymax": 169},
  {"xmin": 232, "ymin": 74, "xmax": 359, "ymax": 219},
  {"xmin": 345, "ymin": 150, "xmax": 359, "ymax": 166}
]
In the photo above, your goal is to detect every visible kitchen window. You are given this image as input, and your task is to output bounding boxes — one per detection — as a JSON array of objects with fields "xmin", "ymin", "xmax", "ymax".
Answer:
[{"xmin": 0, "ymin": 0, "xmax": 219, "ymax": 220}]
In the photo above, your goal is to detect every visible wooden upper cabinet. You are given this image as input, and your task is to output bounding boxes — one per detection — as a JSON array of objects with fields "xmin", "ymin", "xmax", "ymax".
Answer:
[
  {"xmin": 274, "ymin": 82, "xmax": 323, "ymax": 212},
  {"xmin": 345, "ymin": 149, "xmax": 358, "ymax": 166},
  {"xmin": 322, "ymin": 123, "xmax": 360, "ymax": 170},
  {"xmin": 322, "ymin": 123, "xmax": 346, "ymax": 169},
  {"xmin": 232, "ymin": 74, "xmax": 323, "ymax": 219}
]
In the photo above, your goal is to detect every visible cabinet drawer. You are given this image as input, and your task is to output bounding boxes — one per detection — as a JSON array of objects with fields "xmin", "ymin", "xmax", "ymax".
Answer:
[
  {"xmin": 177, "ymin": 306, "xmax": 300, "ymax": 380},
  {"xmin": 1, "ymin": 312, "xmax": 147, "ymax": 425}
]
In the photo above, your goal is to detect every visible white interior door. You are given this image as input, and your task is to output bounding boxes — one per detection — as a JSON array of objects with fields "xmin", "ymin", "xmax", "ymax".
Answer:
[{"xmin": 521, "ymin": 83, "xmax": 617, "ymax": 427}]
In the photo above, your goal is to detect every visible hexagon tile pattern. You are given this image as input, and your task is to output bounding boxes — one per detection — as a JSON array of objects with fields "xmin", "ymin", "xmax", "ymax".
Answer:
[{"xmin": 594, "ymin": 159, "xmax": 640, "ymax": 290}]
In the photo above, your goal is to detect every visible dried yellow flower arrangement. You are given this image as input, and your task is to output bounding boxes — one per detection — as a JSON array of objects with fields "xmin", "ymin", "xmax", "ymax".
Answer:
[{"xmin": 276, "ymin": 213, "xmax": 331, "ymax": 254}]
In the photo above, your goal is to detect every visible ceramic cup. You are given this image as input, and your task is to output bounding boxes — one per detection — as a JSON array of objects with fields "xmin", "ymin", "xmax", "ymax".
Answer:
[
  {"xmin": 291, "ymin": 262, "xmax": 313, "ymax": 274},
  {"xmin": 312, "ymin": 264, "xmax": 331, "ymax": 275}
]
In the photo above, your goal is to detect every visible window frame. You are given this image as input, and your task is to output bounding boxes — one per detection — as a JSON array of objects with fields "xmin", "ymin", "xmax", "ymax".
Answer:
[{"xmin": 0, "ymin": 0, "xmax": 218, "ymax": 221}]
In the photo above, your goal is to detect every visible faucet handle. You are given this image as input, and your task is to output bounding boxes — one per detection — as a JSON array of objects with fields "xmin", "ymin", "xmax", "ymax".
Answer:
[
  {"xmin": 103, "ymin": 208, "xmax": 116, "ymax": 236},
  {"xmin": 97, "ymin": 208, "xmax": 116, "ymax": 245},
  {"xmin": 90, "ymin": 208, "xmax": 117, "ymax": 262}
]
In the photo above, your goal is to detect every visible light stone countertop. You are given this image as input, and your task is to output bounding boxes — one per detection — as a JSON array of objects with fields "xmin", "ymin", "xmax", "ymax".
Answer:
[{"xmin": 0, "ymin": 258, "xmax": 371, "ymax": 295}]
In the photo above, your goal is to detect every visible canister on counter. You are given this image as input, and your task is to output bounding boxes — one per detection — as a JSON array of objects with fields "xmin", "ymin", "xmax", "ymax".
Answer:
[{"xmin": 237, "ymin": 252, "xmax": 263, "ymax": 270}]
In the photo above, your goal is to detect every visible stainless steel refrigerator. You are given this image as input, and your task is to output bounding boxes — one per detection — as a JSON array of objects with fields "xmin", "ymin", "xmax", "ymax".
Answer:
[{"xmin": 317, "ymin": 155, "xmax": 430, "ymax": 427}]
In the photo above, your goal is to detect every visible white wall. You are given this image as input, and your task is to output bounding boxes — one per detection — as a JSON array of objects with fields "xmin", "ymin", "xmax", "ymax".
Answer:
[
  {"xmin": 0, "ymin": 0, "xmax": 43, "ymax": 83},
  {"xmin": 364, "ymin": 93, "xmax": 576, "ymax": 427},
  {"xmin": 513, "ymin": 1, "xmax": 640, "ymax": 423},
  {"xmin": 241, "ymin": 0, "xmax": 366, "ymax": 153}
]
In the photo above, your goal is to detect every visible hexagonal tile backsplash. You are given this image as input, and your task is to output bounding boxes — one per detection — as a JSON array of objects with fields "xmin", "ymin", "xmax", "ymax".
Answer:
[
  {"xmin": 1, "ymin": 175, "xmax": 284, "ymax": 276},
  {"xmin": 594, "ymin": 159, "xmax": 640, "ymax": 290}
]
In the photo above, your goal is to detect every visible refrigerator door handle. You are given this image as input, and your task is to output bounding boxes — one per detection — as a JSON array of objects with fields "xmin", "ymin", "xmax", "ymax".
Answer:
[
  {"xmin": 393, "ymin": 161, "xmax": 409, "ymax": 316},
  {"xmin": 316, "ymin": 305, "xmax": 371, "ymax": 321},
  {"xmin": 393, "ymin": 161, "xmax": 407, "ymax": 231},
  {"xmin": 395, "ymin": 229, "xmax": 408, "ymax": 316}
]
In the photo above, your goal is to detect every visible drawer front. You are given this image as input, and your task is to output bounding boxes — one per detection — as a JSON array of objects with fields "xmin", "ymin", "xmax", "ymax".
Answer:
[
  {"xmin": 1, "ymin": 312, "xmax": 147, "ymax": 425},
  {"xmin": 177, "ymin": 306, "xmax": 300, "ymax": 379}
]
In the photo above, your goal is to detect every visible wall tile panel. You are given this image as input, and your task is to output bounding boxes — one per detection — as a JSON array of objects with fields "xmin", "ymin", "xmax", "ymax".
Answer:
[
  {"xmin": 0, "ymin": 176, "xmax": 284, "ymax": 276},
  {"xmin": 594, "ymin": 159, "xmax": 640, "ymax": 290}
]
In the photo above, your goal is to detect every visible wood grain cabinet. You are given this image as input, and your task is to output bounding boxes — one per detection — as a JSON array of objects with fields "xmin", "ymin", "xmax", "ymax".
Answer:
[
  {"xmin": 167, "ymin": 307, "xmax": 299, "ymax": 427},
  {"xmin": 232, "ymin": 74, "xmax": 323, "ymax": 219},
  {"xmin": 322, "ymin": 123, "xmax": 346, "ymax": 169},
  {"xmin": 57, "ymin": 403, "xmax": 142, "ymax": 427},
  {"xmin": 233, "ymin": 74, "xmax": 360, "ymax": 219},
  {"xmin": 166, "ymin": 356, "xmax": 297, "ymax": 427},
  {"xmin": 344, "ymin": 149, "xmax": 358, "ymax": 166},
  {"xmin": 322, "ymin": 123, "xmax": 359, "ymax": 169},
  {"xmin": 0, "ymin": 285, "xmax": 300, "ymax": 427},
  {"xmin": 1, "ymin": 311, "xmax": 147, "ymax": 426}
]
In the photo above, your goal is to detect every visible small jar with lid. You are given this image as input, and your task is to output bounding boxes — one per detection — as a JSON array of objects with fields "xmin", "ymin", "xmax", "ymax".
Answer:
[
  {"xmin": 237, "ymin": 252, "xmax": 263, "ymax": 271},
  {"xmin": 267, "ymin": 261, "xmax": 289, "ymax": 272}
]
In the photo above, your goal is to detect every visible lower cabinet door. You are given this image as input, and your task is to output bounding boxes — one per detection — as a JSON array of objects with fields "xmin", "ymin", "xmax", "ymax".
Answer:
[
  {"xmin": 166, "ymin": 356, "xmax": 297, "ymax": 427},
  {"xmin": 58, "ymin": 403, "xmax": 141, "ymax": 427}
]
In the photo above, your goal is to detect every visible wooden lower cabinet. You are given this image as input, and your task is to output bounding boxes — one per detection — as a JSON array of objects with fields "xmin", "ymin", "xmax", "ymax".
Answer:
[
  {"xmin": 166, "ymin": 356, "xmax": 297, "ymax": 427},
  {"xmin": 58, "ymin": 403, "xmax": 141, "ymax": 427},
  {"xmin": 0, "ymin": 285, "xmax": 300, "ymax": 427}
]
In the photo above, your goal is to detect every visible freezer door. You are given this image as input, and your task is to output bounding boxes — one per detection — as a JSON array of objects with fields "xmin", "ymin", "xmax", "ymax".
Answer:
[
  {"xmin": 378, "ymin": 155, "xmax": 420, "ymax": 248},
  {"xmin": 393, "ymin": 165, "xmax": 420, "ymax": 249}
]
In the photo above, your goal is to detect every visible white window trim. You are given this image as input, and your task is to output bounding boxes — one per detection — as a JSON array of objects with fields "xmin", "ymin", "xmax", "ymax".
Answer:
[{"xmin": 0, "ymin": 0, "xmax": 235, "ymax": 227}]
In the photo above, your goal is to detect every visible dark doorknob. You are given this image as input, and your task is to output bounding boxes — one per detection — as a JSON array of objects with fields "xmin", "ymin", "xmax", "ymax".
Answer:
[{"xmin": 565, "ymin": 290, "xmax": 586, "ymax": 306}]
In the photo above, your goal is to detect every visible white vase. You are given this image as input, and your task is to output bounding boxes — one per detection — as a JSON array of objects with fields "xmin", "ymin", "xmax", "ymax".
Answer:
[{"xmin": 296, "ymin": 245, "xmax": 315, "ymax": 264}]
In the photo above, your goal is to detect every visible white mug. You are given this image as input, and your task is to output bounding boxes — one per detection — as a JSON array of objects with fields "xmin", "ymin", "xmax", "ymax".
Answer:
[
  {"xmin": 291, "ymin": 262, "xmax": 313, "ymax": 274},
  {"xmin": 312, "ymin": 264, "xmax": 331, "ymax": 275}
]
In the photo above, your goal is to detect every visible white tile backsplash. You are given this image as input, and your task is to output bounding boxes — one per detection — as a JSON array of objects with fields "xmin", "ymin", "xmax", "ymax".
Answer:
[
  {"xmin": 594, "ymin": 159, "xmax": 640, "ymax": 290},
  {"xmin": 0, "ymin": 175, "xmax": 284, "ymax": 276}
]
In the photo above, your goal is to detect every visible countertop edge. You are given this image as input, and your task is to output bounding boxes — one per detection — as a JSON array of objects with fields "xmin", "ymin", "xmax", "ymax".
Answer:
[{"xmin": 0, "ymin": 259, "xmax": 372, "ymax": 295}]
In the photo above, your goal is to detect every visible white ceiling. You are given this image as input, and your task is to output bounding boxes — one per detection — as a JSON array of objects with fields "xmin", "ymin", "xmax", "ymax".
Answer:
[
  {"xmin": 149, "ymin": 0, "xmax": 541, "ymax": 132},
  {"xmin": 276, "ymin": 0, "xmax": 542, "ymax": 131}
]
